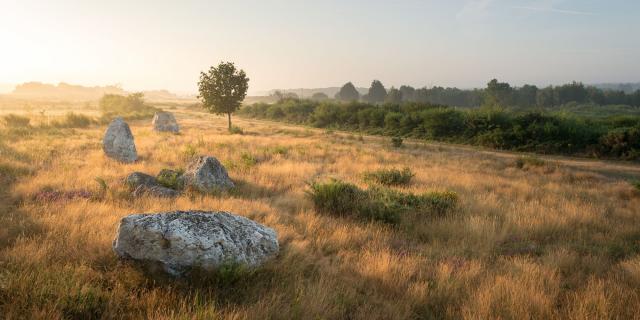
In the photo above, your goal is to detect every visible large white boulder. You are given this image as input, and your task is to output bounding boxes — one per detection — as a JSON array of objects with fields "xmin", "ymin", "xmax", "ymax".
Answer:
[
  {"xmin": 182, "ymin": 156, "xmax": 235, "ymax": 192},
  {"xmin": 112, "ymin": 211, "xmax": 279, "ymax": 275},
  {"xmin": 152, "ymin": 112, "xmax": 180, "ymax": 133},
  {"xmin": 103, "ymin": 117, "xmax": 137, "ymax": 163}
]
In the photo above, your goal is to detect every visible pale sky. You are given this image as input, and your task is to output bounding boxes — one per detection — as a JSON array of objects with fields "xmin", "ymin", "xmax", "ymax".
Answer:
[{"xmin": 1, "ymin": 0, "xmax": 639, "ymax": 94}]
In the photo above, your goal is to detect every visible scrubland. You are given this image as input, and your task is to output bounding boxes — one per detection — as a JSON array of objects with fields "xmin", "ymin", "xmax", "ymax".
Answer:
[{"xmin": 1, "ymin": 108, "xmax": 640, "ymax": 319}]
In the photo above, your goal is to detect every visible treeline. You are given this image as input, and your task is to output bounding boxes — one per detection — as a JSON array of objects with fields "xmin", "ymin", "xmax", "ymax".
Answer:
[
  {"xmin": 322, "ymin": 79, "xmax": 640, "ymax": 109},
  {"xmin": 240, "ymin": 99, "xmax": 640, "ymax": 160}
]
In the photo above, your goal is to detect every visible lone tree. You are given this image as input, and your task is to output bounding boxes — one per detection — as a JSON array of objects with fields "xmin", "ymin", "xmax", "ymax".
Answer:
[
  {"xmin": 198, "ymin": 61, "xmax": 249, "ymax": 130},
  {"xmin": 484, "ymin": 79, "xmax": 513, "ymax": 107},
  {"xmin": 367, "ymin": 80, "xmax": 387, "ymax": 103},
  {"xmin": 335, "ymin": 82, "xmax": 360, "ymax": 102}
]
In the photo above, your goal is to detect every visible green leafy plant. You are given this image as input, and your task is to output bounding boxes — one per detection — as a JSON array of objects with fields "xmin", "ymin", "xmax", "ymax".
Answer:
[
  {"xmin": 363, "ymin": 168, "xmax": 414, "ymax": 186},
  {"xmin": 94, "ymin": 177, "xmax": 108, "ymax": 195},
  {"xmin": 307, "ymin": 179, "xmax": 458, "ymax": 224},
  {"xmin": 369, "ymin": 187, "xmax": 458, "ymax": 217},
  {"xmin": 240, "ymin": 152, "xmax": 258, "ymax": 168},
  {"xmin": 307, "ymin": 179, "xmax": 364, "ymax": 217},
  {"xmin": 157, "ymin": 169, "xmax": 185, "ymax": 190}
]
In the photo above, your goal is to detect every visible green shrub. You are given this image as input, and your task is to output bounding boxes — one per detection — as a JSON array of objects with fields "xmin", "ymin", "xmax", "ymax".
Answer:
[
  {"xmin": 419, "ymin": 191, "xmax": 459, "ymax": 215},
  {"xmin": 157, "ymin": 169, "xmax": 184, "ymax": 190},
  {"xmin": 307, "ymin": 179, "xmax": 364, "ymax": 217},
  {"xmin": 597, "ymin": 126, "xmax": 640, "ymax": 160},
  {"xmin": 99, "ymin": 92, "xmax": 159, "ymax": 121},
  {"xmin": 514, "ymin": 156, "xmax": 545, "ymax": 169},
  {"xmin": 51, "ymin": 113, "xmax": 93, "ymax": 128},
  {"xmin": 363, "ymin": 168, "xmax": 414, "ymax": 186},
  {"xmin": 307, "ymin": 179, "xmax": 458, "ymax": 223},
  {"xmin": 391, "ymin": 136, "xmax": 403, "ymax": 148},
  {"xmin": 371, "ymin": 187, "xmax": 458, "ymax": 217},
  {"xmin": 229, "ymin": 125, "xmax": 244, "ymax": 134},
  {"xmin": 240, "ymin": 152, "xmax": 258, "ymax": 167},
  {"xmin": 2, "ymin": 114, "xmax": 31, "ymax": 127},
  {"xmin": 358, "ymin": 197, "xmax": 401, "ymax": 224},
  {"xmin": 631, "ymin": 180, "xmax": 640, "ymax": 191},
  {"xmin": 182, "ymin": 144, "xmax": 198, "ymax": 160},
  {"xmin": 94, "ymin": 177, "xmax": 108, "ymax": 195}
]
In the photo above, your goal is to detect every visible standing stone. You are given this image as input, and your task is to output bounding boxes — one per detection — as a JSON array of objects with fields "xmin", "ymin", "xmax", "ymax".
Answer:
[
  {"xmin": 182, "ymin": 156, "xmax": 234, "ymax": 192},
  {"xmin": 103, "ymin": 117, "xmax": 137, "ymax": 163},
  {"xmin": 152, "ymin": 112, "xmax": 180, "ymax": 133},
  {"xmin": 112, "ymin": 211, "xmax": 279, "ymax": 275}
]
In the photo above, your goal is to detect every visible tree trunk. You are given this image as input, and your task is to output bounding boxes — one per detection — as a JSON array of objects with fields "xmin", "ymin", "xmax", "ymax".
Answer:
[{"xmin": 227, "ymin": 113, "xmax": 232, "ymax": 131}]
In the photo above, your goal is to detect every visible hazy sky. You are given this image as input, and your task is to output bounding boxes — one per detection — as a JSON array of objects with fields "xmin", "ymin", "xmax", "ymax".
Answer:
[{"xmin": 1, "ymin": 0, "xmax": 639, "ymax": 94}]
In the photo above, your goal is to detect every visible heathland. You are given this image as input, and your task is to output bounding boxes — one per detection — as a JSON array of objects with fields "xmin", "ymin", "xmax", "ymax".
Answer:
[{"xmin": 1, "ymin": 100, "xmax": 640, "ymax": 319}]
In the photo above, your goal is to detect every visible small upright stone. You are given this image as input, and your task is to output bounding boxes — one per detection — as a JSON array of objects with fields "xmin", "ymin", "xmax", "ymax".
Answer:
[
  {"xmin": 182, "ymin": 156, "xmax": 234, "ymax": 192},
  {"xmin": 152, "ymin": 112, "xmax": 179, "ymax": 133},
  {"xmin": 103, "ymin": 117, "xmax": 137, "ymax": 163}
]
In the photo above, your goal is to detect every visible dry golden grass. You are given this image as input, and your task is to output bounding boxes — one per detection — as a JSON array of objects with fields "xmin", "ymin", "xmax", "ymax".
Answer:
[{"xmin": 1, "ymin": 109, "xmax": 640, "ymax": 319}]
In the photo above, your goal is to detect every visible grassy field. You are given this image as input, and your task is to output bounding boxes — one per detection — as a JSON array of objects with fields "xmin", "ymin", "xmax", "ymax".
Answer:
[{"xmin": 2, "ymin": 108, "xmax": 640, "ymax": 319}]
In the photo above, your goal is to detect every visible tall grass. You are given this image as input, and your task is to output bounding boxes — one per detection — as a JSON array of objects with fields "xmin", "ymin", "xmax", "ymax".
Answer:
[
  {"xmin": 2, "ymin": 114, "xmax": 31, "ymax": 127},
  {"xmin": 363, "ymin": 167, "xmax": 414, "ymax": 186},
  {"xmin": 1, "ymin": 110, "xmax": 640, "ymax": 319}
]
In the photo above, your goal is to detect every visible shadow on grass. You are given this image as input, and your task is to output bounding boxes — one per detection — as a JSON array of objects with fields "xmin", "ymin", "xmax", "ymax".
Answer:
[{"xmin": 229, "ymin": 178, "xmax": 286, "ymax": 200}]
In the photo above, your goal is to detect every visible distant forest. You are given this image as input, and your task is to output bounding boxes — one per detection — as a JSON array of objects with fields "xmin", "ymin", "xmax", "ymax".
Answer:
[
  {"xmin": 240, "ymin": 79, "xmax": 640, "ymax": 160},
  {"xmin": 270, "ymin": 80, "xmax": 640, "ymax": 109}
]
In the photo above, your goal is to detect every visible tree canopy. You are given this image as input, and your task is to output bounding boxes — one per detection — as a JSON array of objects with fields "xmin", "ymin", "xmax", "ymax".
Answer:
[
  {"xmin": 385, "ymin": 87, "xmax": 402, "ymax": 104},
  {"xmin": 367, "ymin": 80, "xmax": 387, "ymax": 103},
  {"xmin": 485, "ymin": 79, "xmax": 513, "ymax": 107},
  {"xmin": 198, "ymin": 61, "xmax": 249, "ymax": 129},
  {"xmin": 335, "ymin": 82, "xmax": 360, "ymax": 101}
]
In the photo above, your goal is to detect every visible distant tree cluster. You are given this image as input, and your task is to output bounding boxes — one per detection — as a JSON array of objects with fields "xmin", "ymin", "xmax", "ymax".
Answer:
[
  {"xmin": 330, "ymin": 79, "xmax": 640, "ymax": 108},
  {"xmin": 270, "ymin": 90, "xmax": 299, "ymax": 101},
  {"xmin": 484, "ymin": 79, "xmax": 640, "ymax": 108}
]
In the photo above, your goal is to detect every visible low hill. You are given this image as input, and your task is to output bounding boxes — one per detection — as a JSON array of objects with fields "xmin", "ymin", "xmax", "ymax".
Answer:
[{"xmin": 5, "ymin": 82, "xmax": 187, "ymax": 102}]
